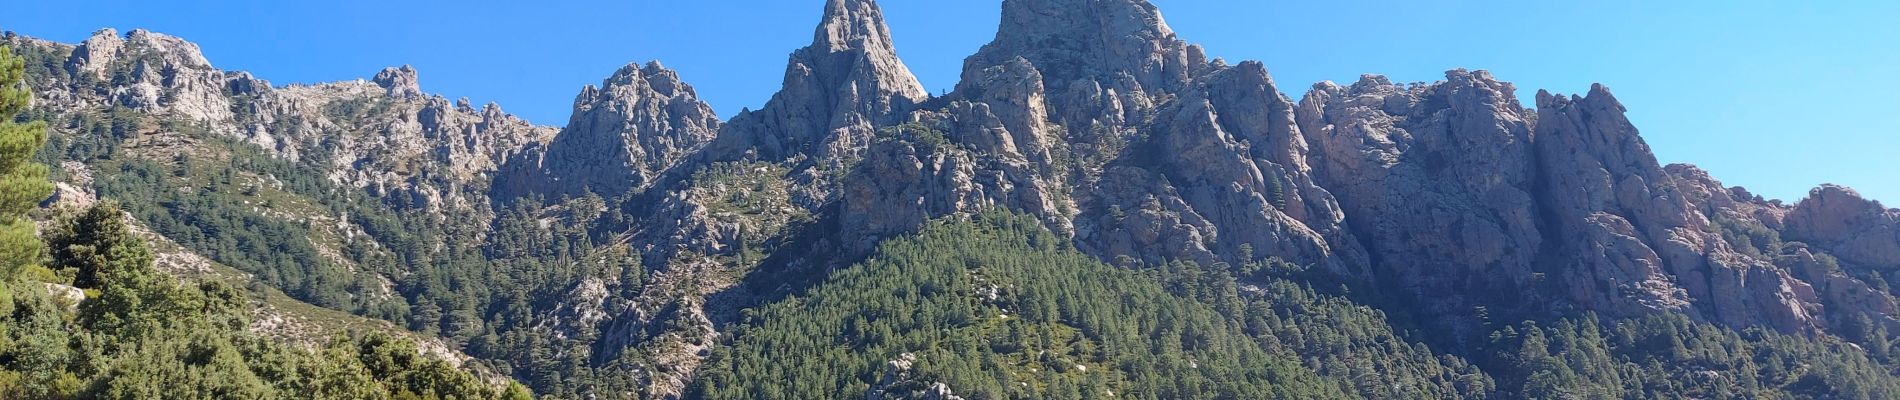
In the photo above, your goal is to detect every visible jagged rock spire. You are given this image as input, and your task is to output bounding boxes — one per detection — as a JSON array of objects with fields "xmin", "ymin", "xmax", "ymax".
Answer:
[
  {"xmin": 67, "ymin": 28, "xmax": 124, "ymax": 79},
  {"xmin": 967, "ymin": 0, "xmax": 1197, "ymax": 87},
  {"xmin": 806, "ymin": 0, "xmax": 926, "ymax": 110},
  {"xmin": 373, "ymin": 65, "xmax": 422, "ymax": 99},
  {"xmin": 708, "ymin": 0, "xmax": 926, "ymax": 162},
  {"xmin": 957, "ymin": 0, "xmax": 1208, "ymax": 135},
  {"xmin": 1537, "ymin": 84, "xmax": 1704, "ymax": 318},
  {"xmin": 495, "ymin": 61, "xmax": 721, "ymax": 201},
  {"xmin": 1533, "ymin": 84, "xmax": 1819, "ymax": 331}
]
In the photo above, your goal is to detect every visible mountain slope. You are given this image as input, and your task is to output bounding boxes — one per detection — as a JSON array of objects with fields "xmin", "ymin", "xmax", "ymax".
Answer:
[
  {"xmin": 694, "ymin": 213, "xmax": 1460, "ymax": 399},
  {"xmin": 6, "ymin": 0, "xmax": 1900, "ymax": 398}
]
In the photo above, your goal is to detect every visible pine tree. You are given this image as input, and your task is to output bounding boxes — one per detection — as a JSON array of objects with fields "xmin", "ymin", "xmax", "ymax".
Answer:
[
  {"xmin": 0, "ymin": 47, "xmax": 53, "ymax": 277},
  {"xmin": 49, "ymin": 203, "xmax": 152, "ymax": 290}
]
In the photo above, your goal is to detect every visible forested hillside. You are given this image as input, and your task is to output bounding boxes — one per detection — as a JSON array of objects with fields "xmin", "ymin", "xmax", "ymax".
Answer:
[
  {"xmin": 2, "ymin": 204, "xmax": 530, "ymax": 399},
  {"xmin": 694, "ymin": 213, "xmax": 1463, "ymax": 399},
  {"xmin": 0, "ymin": 47, "xmax": 528, "ymax": 399},
  {"xmin": 697, "ymin": 213, "xmax": 1900, "ymax": 399}
]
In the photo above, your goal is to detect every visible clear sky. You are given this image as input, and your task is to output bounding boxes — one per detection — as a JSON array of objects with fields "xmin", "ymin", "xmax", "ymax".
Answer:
[{"xmin": 4, "ymin": 0, "xmax": 1895, "ymax": 204}]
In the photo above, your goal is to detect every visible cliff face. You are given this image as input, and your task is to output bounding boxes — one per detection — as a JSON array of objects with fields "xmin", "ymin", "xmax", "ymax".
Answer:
[
  {"xmin": 844, "ymin": 0, "xmax": 1369, "ymax": 276},
  {"xmin": 778, "ymin": 0, "xmax": 1896, "ymax": 341},
  {"xmin": 494, "ymin": 61, "xmax": 721, "ymax": 201},
  {"xmin": 706, "ymin": 0, "xmax": 926, "ymax": 167},
  {"xmin": 638, "ymin": 0, "xmax": 1891, "ymax": 346},
  {"xmin": 963, "ymin": 0, "xmax": 1205, "ymax": 129},
  {"xmin": 1530, "ymin": 86, "xmax": 1821, "ymax": 332},
  {"xmin": 1785, "ymin": 185, "xmax": 1900, "ymax": 268},
  {"xmin": 1299, "ymin": 71, "xmax": 1546, "ymax": 326}
]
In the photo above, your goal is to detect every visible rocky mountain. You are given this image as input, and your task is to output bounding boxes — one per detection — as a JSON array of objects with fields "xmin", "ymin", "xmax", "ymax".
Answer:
[
  {"xmin": 495, "ymin": 61, "xmax": 721, "ymax": 201},
  {"xmin": 9, "ymin": 28, "xmax": 554, "ymax": 214},
  {"xmin": 6, "ymin": 0, "xmax": 1900, "ymax": 398}
]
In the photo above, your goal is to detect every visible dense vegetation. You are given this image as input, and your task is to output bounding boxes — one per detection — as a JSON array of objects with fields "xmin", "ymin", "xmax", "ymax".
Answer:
[
  {"xmin": 3, "ymin": 203, "xmax": 528, "ymax": 399},
  {"xmin": 693, "ymin": 212, "xmax": 1900, "ymax": 399},
  {"xmin": 1481, "ymin": 313, "xmax": 1900, "ymax": 399},
  {"xmin": 49, "ymin": 110, "xmax": 639, "ymax": 398},
  {"xmin": 0, "ymin": 46, "xmax": 52, "ymax": 288},
  {"xmin": 693, "ymin": 213, "xmax": 1486, "ymax": 399}
]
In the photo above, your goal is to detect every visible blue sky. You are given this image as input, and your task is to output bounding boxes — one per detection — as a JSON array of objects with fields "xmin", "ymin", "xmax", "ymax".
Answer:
[{"xmin": 4, "ymin": 0, "xmax": 1895, "ymax": 204}]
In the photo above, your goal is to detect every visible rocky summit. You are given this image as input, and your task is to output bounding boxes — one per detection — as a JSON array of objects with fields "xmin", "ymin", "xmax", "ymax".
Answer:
[{"xmin": 3, "ymin": 0, "xmax": 1897, "ymax": 399}]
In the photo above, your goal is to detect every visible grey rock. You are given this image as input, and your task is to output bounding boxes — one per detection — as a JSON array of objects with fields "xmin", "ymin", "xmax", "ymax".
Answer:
[
  {"xmin": 15, "ymin": 28, "xmax": 555, "ymax": 216},
  {"xmin": 581, "ymin": 7, "xmax": 940, "ymax": 387},
  {"xmin": 954, "ymin": 57, "xmax": 1053, "ymax": 165},
  {"xmin": 708, "ymin": 0, "xmax": 927, "ymax": 164},
  {"xmin": 1534, "ymin": 85, "xmax": 1815, "ymax": 332},
  {"xmin": 961, "ymin": 0, "xmax": 1209, "ymax": 133},
  {"xmin": 840, "ymin": 122, "xmax": 1057, "ymax": 253},
  {"xmin": 1300, "ymin": 69, "xmax": 1543, "ymax": 320},
  {"xmin": 17, "ymin": 0, "xmax": 1900, "ymax": 394},
  {"xmin": 497, "ymin": 61, "xmax": 721, "ymax": 201},
  {"xmin": 1671, "ymin": 164, "xmax": 1900, "ymax": 331},
  {"xmin": 867, "ymin": 353, "xmax": 966, "ymax": 400},
  {"xmin": 1078, "ymin": 61, "xmax": 1364, "ymax": 271},
  {"xmin": 1785, "ymin": 185, "xmax": 1900, "ymax": 267},
  {"xmin": 372, "ymin": 65, "xmax": 422, "ymax": 99},
  {"xmin": 1783, "ymin": 245, "xmax": 1895, "ymax": 324},
  {"xmin": 43, "ymin": 182, "xmax": 94, "ymax": 209},
  {"xmin": 63, "ymin": 28, "xmax": 232, "ymax": 123}
]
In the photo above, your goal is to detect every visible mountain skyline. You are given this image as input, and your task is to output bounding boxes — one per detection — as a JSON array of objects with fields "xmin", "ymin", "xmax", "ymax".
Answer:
[
  {"xmin": 5, "ymin": 0, "xmax": 1900, "ymax": 398},
  {"xmin": 4, "ymin": 0, "xmax": 1895, "ymax": 205}
]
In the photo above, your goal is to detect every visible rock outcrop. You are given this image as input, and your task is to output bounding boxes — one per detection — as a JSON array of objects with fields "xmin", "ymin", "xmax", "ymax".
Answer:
[
  {"xmin": 61, "ymin": 28, "xmax": 234, "ymax": 123},
  {"xmin": 946, "ymin": 57, "xmax": 1054, "ymax": 166},
  {"xmin": 1514, "ymin": 85, "xmax": 1813, "ymax": 332},
  {"xmin": 373, "ymin": 65, "xmax": 422, "ymax": 99},
  {"xmin": 8, "ymin": 29, "xmax": 554, "ymax": 213},
  {"xmin": 497, "ymin": 61, "xmax": 721, "ymax": 201},
  {"xmin": 1298, "ymin": 74, "xmax": 1841, "ymax": 334},
  {"xmin": 962, "ymin": 0, "xmax": 1207, "ymax": 130},
  {"xmin": 846, "ymin": 56, "xmax": 1072, "ymax": 247},
  {"xmin": 525, "ymin": 2, "xmax": 937, "ymax": 397},
  {"xmin": 619, "ymin": 0, "xmax": 934, "ymax": 269},
  {"xmin": 257, "ymin": 77, "xmax": 551, "ymax": 212},
  {"xmin": 839, "ymin": 123, "xmax": 1057, "ymax": 253},
  {"xmin": 1783, "ymin": 246, "xmax": 1898, "ymax": 323},
  {"xmin": 707, "ymin": 0, "xmax": 927, "ymax": 165},
  {"xmin": 1078, "ymin": 61, "xmax": 1364, "ymax": 271},
  {"xmin": 1300, "ymin": 70, "xmax": 1544, "ymax": 320},
  {"xmin": 866, "ymin": 353, "xmax": 966, "ymax": 400},
  {"xmin": 1785, "ymin": 185, "xmax": 1900, "ymax": 268},
  {"xmin": 1670, "ymin": 164, "xmax": 1900, "ymax": 331},
  {"xmin": 1533, "ymin": 85, "xmax": 1693, "ymax": 313}
]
